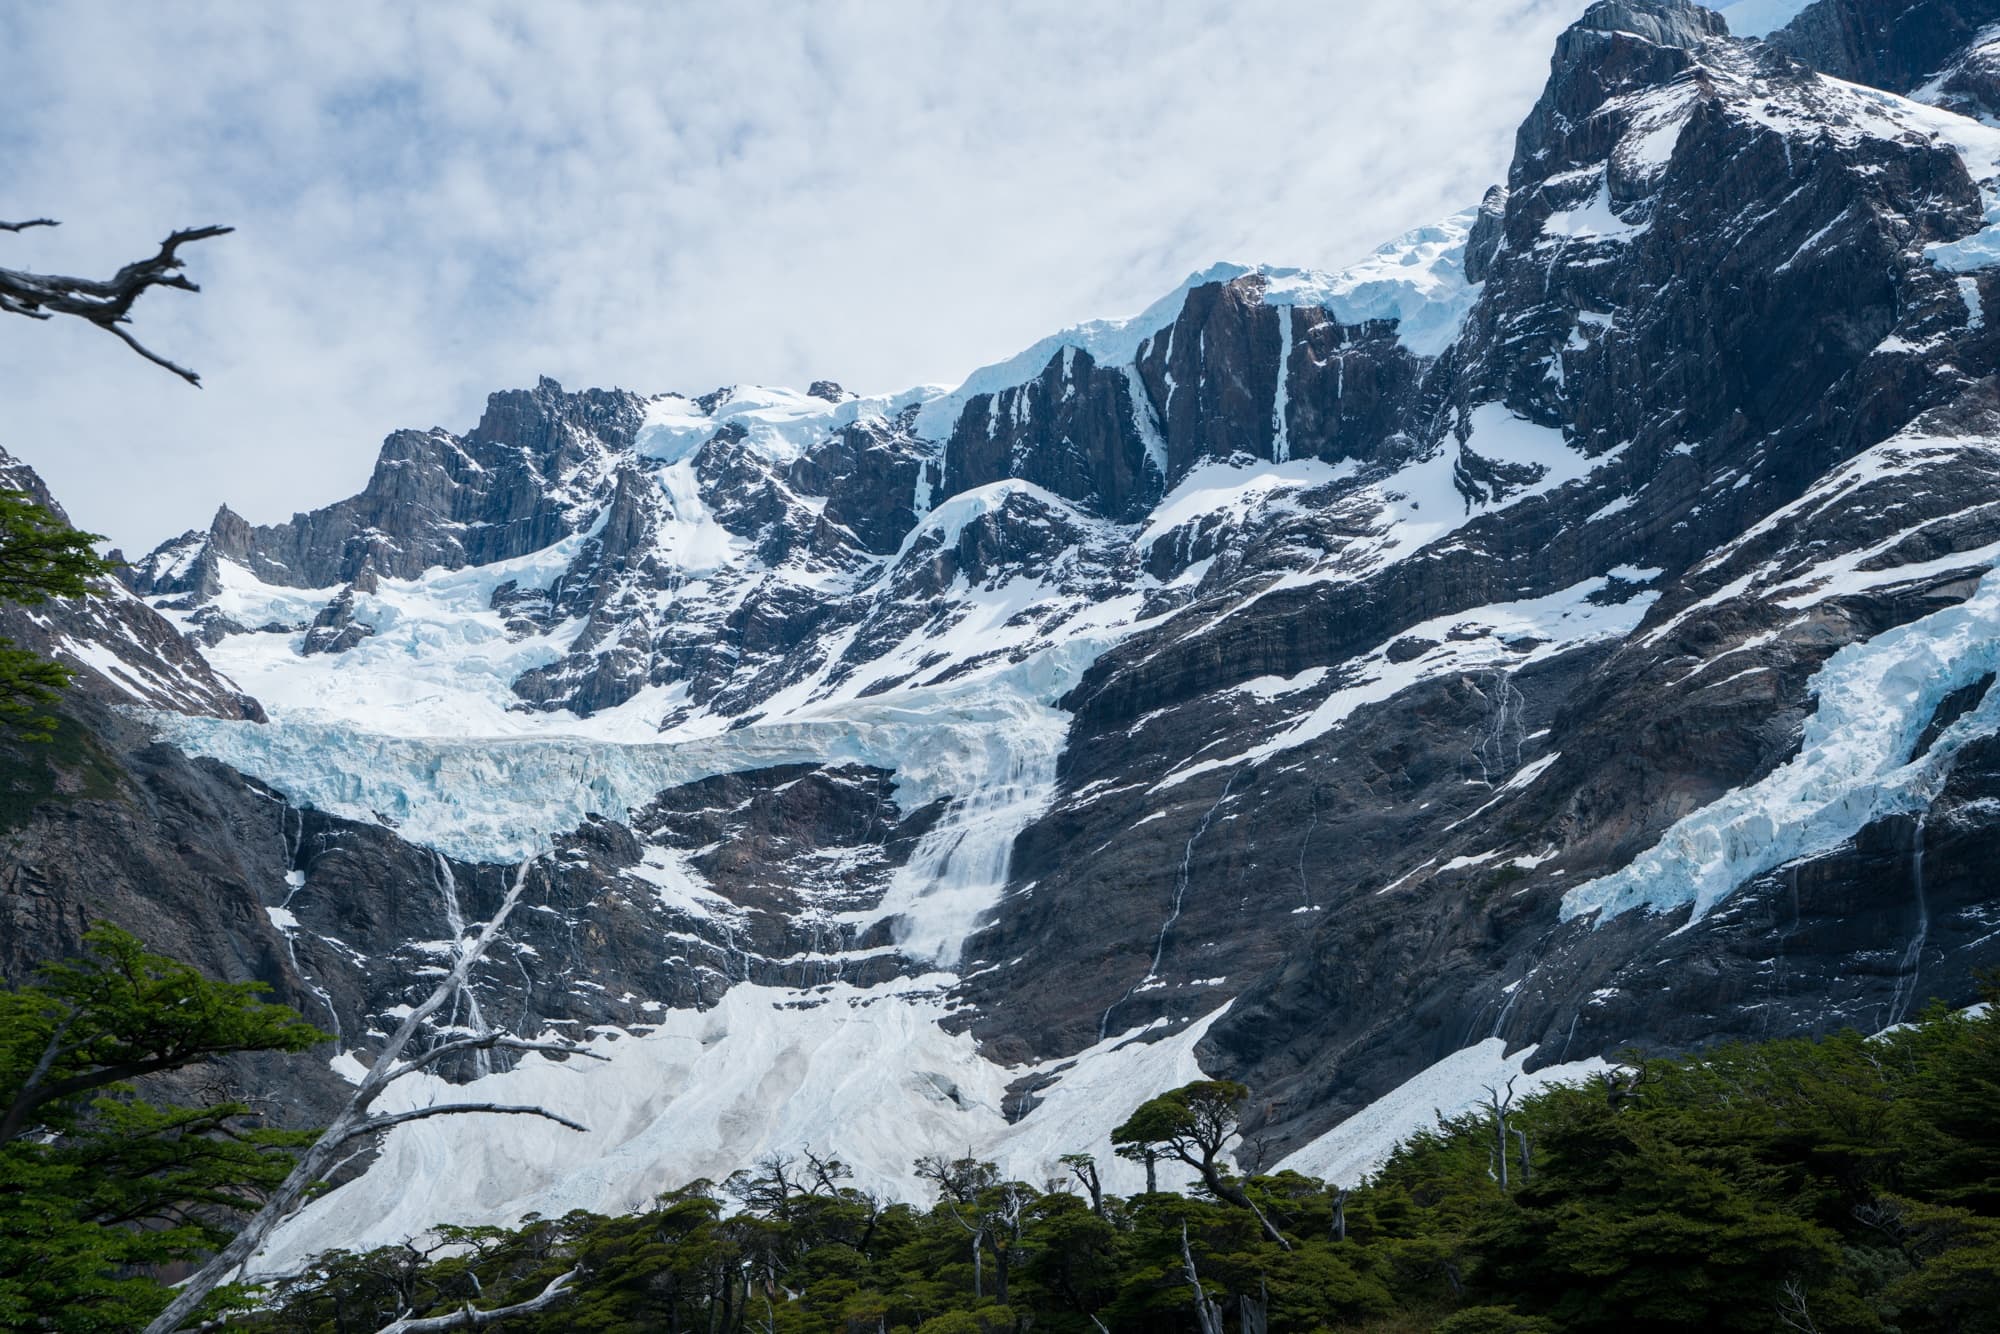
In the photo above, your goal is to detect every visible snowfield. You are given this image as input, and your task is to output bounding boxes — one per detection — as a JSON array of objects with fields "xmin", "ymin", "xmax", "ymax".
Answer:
[{"xmin": 255, "ymin": 983, "xmax": 1226, "ymax": 1275}]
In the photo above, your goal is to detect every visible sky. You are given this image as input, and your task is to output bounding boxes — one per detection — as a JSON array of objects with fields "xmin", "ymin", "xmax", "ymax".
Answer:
[{"xmin": 2, "ymin": 0, "xmax": 1788, "ymax": 554}]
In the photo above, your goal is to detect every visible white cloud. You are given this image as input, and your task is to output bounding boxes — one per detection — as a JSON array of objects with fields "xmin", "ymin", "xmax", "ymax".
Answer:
[{"xmin": 1, "ymin": 0, "xmax": 1580, "ymax": 551}]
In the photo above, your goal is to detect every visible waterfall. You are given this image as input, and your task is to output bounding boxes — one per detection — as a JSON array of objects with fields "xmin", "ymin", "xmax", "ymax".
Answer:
[
  {"xmin": 268, "ymin": 797, "xmax": 341, "ymax": 1044},
  {"xmin": 1099, "ymin": 771, "xmax": 1239, "ymax": 1039},
  {"xmin": 1886, "ymin": 814, "xmax": 1931, "ymax": 1027},
  {"xmin": 1296, "ymin": 782, "xmax": 1320, "ymax": 911},
  {"xmin": 1470, "ymin": 669, "xmax": 1527, "ymax": 787}
]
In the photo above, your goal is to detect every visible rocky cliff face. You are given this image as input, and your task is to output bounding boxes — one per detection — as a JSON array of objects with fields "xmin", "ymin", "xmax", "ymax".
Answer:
[
  {"xmin": 1769, "ymin": 0, "xmax": 2000, "ymax": 96},
  {"xmin": 7, "ymin": 0, "xmax": 2000, "ymax": 1269}
]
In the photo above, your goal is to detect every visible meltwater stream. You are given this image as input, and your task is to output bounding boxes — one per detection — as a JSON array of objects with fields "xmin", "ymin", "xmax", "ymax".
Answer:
[{"xmin": 1886, "ymin": 815, "xmax": 1931, "ymax": 1028}]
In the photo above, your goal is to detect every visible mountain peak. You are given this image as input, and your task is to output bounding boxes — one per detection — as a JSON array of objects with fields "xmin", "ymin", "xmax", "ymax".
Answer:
[{"xmin": 1573, "ymin": 0, "xmax": 1731, "ymax": 47}]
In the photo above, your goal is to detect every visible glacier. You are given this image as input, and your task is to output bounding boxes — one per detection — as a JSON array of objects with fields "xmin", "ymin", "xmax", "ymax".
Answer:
[
  {"xmin": 108, "ymin": 76, "xmax": 2000, "ymax": 1275},
  {"xmin": 1562, "ymin": 560, "xmax": 2000, "ymax": 927}
]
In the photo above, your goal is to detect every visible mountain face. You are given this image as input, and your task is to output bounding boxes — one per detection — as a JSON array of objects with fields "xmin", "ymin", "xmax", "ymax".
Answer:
[{"xmin": 9, "ymin": 0, "xmax": 2000, "ymax": 1270}]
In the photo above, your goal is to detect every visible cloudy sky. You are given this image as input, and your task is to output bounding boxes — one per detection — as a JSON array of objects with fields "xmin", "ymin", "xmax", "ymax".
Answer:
[{"xmin": 2, "ymin": 1, "xmax": 1771, "ymax": 553}]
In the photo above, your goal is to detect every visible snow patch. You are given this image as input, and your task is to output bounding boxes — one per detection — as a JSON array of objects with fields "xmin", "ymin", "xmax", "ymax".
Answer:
[{"xmin": 1275, "ymin": 1038, "xmax": 1609, "ymax": 1186}]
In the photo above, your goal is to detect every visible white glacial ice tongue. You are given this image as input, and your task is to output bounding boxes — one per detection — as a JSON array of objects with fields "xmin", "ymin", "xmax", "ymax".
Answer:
[
  {"xmin": 155, "ymin": 674, "xmax": 1073, "ymax": 885},
  {"xmin": 1562, "ymin": 561, "xmax": 2000, "ymax": 927},
  {"xmin": 850, "ymin": 704, "xmax": 1067, "ymax": 967}
]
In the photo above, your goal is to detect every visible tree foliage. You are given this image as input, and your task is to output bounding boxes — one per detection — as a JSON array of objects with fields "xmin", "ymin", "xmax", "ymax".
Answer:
[
  {"xmin": 0, "ymin": 487, "xmax": 113, "ymax": 740},
  {"xmin": 0, "ymin": 924, "xmax": 325, "ymax": 1331}
]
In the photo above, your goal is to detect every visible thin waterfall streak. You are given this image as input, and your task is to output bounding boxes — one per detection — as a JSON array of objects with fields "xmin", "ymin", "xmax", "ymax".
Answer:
[
  {"xmin": 271, "ymin": 797, "xmax": 341, "ymax": 1045},
  {"xmin": 1099, "ymin": 772, "xmax": 1239, "ymax": 1040},
  {"xmin": 1887, "ymin": 814, "xmax": 1931, "ymax": 1027},
  {"xmin": 1490, "ymin": 981, "xmax": 1524, "ymax": 1041},
  {"xmin": 1296, "ymin": 784, "xmax": 1319, "ymax": 909},
  {"xmin": 1557, "ymin": 1012, "xmax": 1579, "ymax": 1063},
  {"xmin": 1471, "ymin": 669, "xmax": 1527, "ymax": 787},
  {"xmin": 1766, "ymin": 865, "xmax": 1802, "ymax": 1035}
]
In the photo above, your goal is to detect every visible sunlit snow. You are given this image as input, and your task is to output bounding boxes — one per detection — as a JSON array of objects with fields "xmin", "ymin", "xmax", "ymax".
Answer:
[{"xmin": 1275, "ymin": 1038, "xmax": 1610, "ymax": 1186}]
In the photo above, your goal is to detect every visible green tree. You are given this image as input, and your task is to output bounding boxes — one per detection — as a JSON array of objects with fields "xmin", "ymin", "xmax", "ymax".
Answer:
[
  {"xmin": 0, "ymin": 923, "xmax": 325, "ymax": 1332},
  {"xmin": 0, "ymin": 487, "xmax": 113, "ymax": 740},
  {"xmin": 1112, "ymin": 1080, "xmax": 1291, "ymax": 1246},
  {"xmin": 1472, "ymin": 1081, "xmax": 1838, "ymax": 1332}
]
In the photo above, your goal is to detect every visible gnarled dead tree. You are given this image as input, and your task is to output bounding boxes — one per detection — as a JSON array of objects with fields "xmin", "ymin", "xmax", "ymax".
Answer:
[
  {"xmin": 372, "ymin": 1267, "xmax": 581, "ymax": 1333},
  {"xmin": 1, "ymin": 219, "xmax": 231, "ymax": 385},
  {"xmin": 144, "ymin": 857, "xmax": 604, "ymax": 1334},
  {"xmin": 1179, "ymin": 1224, "xmax": 1226, "ymax": 1334}
]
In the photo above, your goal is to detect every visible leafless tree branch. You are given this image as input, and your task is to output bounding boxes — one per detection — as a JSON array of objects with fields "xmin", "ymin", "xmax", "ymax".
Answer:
[
  {"xmin": 343, "ymin": 1101, "xmax": 591, "ymax": 1142},
  {"xmin": 1179, "ymin": 1224, "xmax": 1226, "ymax": 1334},
  {"xmin": 1, "ymin": 220, "xmax": 231, "ymax": 384},
  {"xmin": 388, "ymin": 1032, "xmax": 609, "ymax": 1082},
  {"xmin": 373, "ymin": 1268, "xmax": 580, "ymax": 1333},
  {"xmin": 1776, "ymin": 1276, "xmax": 1822, "ymax": 1333},
  {"xmin": 144, "ymin": 857, "xmax": 598, "ymax": 1334}
]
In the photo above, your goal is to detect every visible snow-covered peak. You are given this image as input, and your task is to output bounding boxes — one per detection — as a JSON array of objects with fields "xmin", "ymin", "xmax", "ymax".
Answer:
[
  {"xmin": 637, "ymin": 383, "xmax": 942, "ymax": 465},
  {"xmin": 1252, "ymin": 210, "xmax": 1480, "ymax": 356},
  {"xmin": 912, "ymin": 215, "xmax": 1479, "ymax": 440},
  {"xmin": 909, "ymin": 262, "xmax": 1254, "ymax": 441}
]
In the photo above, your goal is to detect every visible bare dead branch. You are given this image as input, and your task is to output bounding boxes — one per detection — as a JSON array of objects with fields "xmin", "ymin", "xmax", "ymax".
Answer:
[
  {"xmin": 373, "ymin": 1268, "xmax": 580, "ymax": 1333},
  {"xmin": 0, "ymin": 221, "xmax": 232, "ymax": 385},
  {"xmin": 342, "ymin": 1101, "xmax": 591, "ymax": 1144},
  {"xmin": 103, "ymin": 321, "xmax": 206, "ymax": 386},
  {"xmin": 0, "ymin": 1009, "xmax": 76, "ymax": 1145},
  {"xmin": 1179, "ymin": 1224, "xmax": 1226, "ymax": 1334},
  {"xmin": 1776, "ymin": 1276, "xmax": 1822, "ymax": 1333},
  {"xmin": 144, "ymin": 858, "xmax": 591, "ymax": 1334},
  {"xmin": 389, "ymin": 1032, "xmax": 608, "ymax": 1083}
]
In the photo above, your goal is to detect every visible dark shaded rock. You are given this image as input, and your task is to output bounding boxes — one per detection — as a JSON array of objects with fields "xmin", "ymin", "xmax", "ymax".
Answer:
[
  {"xmin": 942, "ymin": 347, "xmax": 1160, "ymax": 521},
  {"xmin": 1768, "ymin": 0, "xmax": 2000, "ymax": 93},
  {"xmin": 126, "ymin": 377, "xmax": 647, "ymax": 595},
  {"xmin": 298, "ymin": 586, "xmax": 373, "ymax": 656}
]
